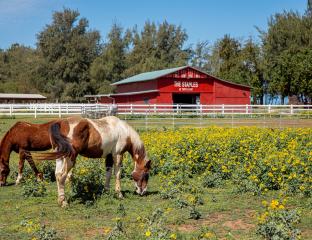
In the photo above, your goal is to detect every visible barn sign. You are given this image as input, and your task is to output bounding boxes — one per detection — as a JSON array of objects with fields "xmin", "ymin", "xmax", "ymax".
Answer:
[
  {"xmin": 174, "ymin": 80, "xmax": 199, "ymax": 91},
  {"xmin": 87, "ymin": 66, "xmax": 251, "ymax": 105}
]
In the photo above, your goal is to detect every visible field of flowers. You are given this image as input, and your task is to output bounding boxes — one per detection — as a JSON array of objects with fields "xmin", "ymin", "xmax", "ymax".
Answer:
[
  {"xmin": 0, "ymin": 119, "xmax": 312, "ymax": 239},
  {"xmin": 138, "ymin": 127, "xmax": 312, "ymax": 197}
]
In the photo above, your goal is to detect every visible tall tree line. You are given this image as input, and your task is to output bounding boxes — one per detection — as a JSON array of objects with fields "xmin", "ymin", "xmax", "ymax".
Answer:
[{"xmin": 0, "ymin": 5, "xmax": 311, "ymax": 103}]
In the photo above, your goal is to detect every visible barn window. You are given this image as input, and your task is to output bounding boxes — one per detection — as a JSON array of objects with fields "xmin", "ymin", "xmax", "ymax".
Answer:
[{"xmin": 144, "ymin": 98, "xmax": 149, "ymax": 104}]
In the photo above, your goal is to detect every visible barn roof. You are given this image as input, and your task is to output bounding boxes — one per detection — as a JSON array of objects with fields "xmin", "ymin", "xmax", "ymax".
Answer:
[
  {"xmin": 111, "ymin": 66, "xmax": 251, "ymax": 89},
  {"xmin": 111, "ymin": 66, "xmax": 186, "ymax": 85},
  {"xmin": 0, "ymin": 93, "xmax": 47, "ymax": 99}
]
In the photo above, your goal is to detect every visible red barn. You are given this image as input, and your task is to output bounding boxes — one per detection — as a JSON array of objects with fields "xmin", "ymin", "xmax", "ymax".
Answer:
[{"xmin": 88, "ymin": 66, "xmax": 250, "ymax": 105}]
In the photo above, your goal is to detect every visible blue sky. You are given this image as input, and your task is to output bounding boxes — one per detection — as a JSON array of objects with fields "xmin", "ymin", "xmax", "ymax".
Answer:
[{"xmin": 0, "ymin": 0, "xmax": 307, "ymax": 50}]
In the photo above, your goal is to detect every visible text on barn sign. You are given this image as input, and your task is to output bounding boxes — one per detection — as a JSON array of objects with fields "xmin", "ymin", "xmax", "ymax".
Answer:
[{"xmin": 174, "ymin": 81, "xmax": 199, "ymax": 91}]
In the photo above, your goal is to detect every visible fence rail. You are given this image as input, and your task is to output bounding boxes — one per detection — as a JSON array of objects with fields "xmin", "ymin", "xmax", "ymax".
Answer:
[{"xmin": 0, "ymin": 103, "xmax": 311, "ymax": 118}]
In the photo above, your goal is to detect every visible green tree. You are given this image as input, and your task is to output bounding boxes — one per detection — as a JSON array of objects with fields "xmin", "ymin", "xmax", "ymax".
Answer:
[
  {"xmin": 209, "ymin": 35, "xmax": 264, "ymax": 103},
  {"xmin": 262, "ymin": 11, "xmax": 311, "ymax": 103},
  {"xmin": 90, "ymin": 22, "xmax": 130, "ymax": 93},
  {"xmin": 210, "ymin": 35, "xmax": 245, "ymax": 84},
  {"xmin": 124, "ymin": 21, "xmax": 191, "ymax": 76},
  {"xmin": 240, "ymin": 38, "xmax": 264, "ymax": 104},
  {"xmin": 0, "ymin": 44, "xmax": 41, "ymax": 93},
  {"xmin": 36, "ymin": 8, "xmax": 101, "ymax": 102},
  {"xmin": 308, "ymin": 0, "xmax": 312, "ymax": 14},
  {"xmin": 190, "ymin": 41, "xmax": 211, "ymax": 72}
]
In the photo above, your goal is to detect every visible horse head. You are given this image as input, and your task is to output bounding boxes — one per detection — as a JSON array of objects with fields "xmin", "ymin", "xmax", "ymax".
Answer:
[{"xmin": 132, "ymin": 158, "xmax": 151, "ymax": 195}]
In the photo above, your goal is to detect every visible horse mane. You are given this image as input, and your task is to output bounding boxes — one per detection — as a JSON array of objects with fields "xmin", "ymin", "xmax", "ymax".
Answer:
[
  {"xmin": 126, "ymin": 123, "xmax": 146, "ymax": 161},
  {"xmin": 0, "ymin": 122, "xmax": 21, "ymax": 152}
]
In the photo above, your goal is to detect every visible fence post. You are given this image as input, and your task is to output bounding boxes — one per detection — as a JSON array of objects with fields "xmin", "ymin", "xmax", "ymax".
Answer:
[
  {"xmin": 145, "ymin": 111, "xmax": 148, "ymax": 130},
  {"xmin": 59, "ymin": 104, "xmax": 61, "ymax": 118},
  {"xmin": 34, "ymin": 105, "xmax": 37, "ymax": 118},
  {"xmin": 231, "ymin": 109, "xmax": 234, "ymax": 128},
  {"xmin": 222, "ymin": 104, "xmax": 225, "ymax": 115},
  {"xmin": 9, "ymin": 104, "xmax": 13, "ymax": 117},
  {"xmin": 154, "ymin": 104, "xmax": 156, "ymax": 113},
  {"xmin": 268, "ymin": 104, "xmax": 271, "ymax": 113},
  {"xmin": 290, "ymin": 104, "xmax": 293, "ymax": 115},
  {"xmin": 245, "ymin": 104, "xmax": 248, "ymax": 114},
  {"xmin": 130, "ymin": 104, "xmax": 133, "ymax": 115}
]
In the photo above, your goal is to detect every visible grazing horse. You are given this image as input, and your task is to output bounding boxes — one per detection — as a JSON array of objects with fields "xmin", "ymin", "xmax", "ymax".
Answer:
[
  {"xmin": 0, "ymin": 121, "xmax": 58, "ymax": 186},
  {"xmin": 36, "ymin": 116, "xmax": 151, "ymax": 207}
]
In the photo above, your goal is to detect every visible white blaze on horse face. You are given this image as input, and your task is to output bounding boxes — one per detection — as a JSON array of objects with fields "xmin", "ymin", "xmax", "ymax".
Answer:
[{"xmin": 135, "ymin": 181, "xmax": 147, "ymax": 195}]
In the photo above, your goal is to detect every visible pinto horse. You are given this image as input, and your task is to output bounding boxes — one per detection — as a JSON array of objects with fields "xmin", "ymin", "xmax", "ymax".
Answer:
[
  {"xmin": 0, "ymin": 120, "xmax": 58, "ymax": 186},
  {"xmin": 36, "ymin": 116, "xmax": 151, "ymax": 207}
]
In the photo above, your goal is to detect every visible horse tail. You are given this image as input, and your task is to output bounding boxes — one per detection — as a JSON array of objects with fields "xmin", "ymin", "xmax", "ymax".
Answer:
[{"xmin": 32, "ymin": 122, "xmax": 75, "ymax": 160}]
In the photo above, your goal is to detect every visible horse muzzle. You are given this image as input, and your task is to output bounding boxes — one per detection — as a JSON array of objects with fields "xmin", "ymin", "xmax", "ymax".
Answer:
[{"xmin": 135, "ymin": 185, "xmax": 147, "ymax": 196}]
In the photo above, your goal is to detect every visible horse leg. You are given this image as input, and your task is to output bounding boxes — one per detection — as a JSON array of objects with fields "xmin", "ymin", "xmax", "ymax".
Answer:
[
  {"xmin": 104, "ymin": 154, "xmax": 113, "ymax": 191},
  {"xmin": 65, "ymin": 168, "xmax": 73, "ymax": 183},
  {"xmin": 55, "ymin": 156, "xmax": 75, "ymax": 207},
  {"xmin": 23, "ymin": 151, "xmax": 43, "ymax": 181},
  {"xmin": 114, "ymin": 154, "xmax": 123, "ymax": 198},
  {"xmin": 16, "ymin": 152, "xmax": 25, "ymax": 185}
]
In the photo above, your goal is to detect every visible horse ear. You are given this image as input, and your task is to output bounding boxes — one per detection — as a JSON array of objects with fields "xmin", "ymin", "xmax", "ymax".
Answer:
[{"xmin": 144, "ymin": 160, "xmax": 151, "ymax": 169}]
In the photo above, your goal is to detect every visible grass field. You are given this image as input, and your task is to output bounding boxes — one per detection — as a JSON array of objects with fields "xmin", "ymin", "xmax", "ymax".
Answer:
[
  {"xmin": 1, "ymin": 175, "xmax": 311, "ymax": 240},
  {"xmin": 0, "ymin": 117, "xmax": 311, "ymax": 240}
]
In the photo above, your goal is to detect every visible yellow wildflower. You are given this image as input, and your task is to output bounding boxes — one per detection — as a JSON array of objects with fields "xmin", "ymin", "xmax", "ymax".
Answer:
[
  {"xmin": 170, "ymin": 233, "xmax": 177, "ymax": 239},
  {"xmin": 270, "ymin": 199, "xmax": 279, "ymax": 209},
  {"xmin": 145, "ymin": 230, "xmax": 151, "ymax": 237},
  {"xmin": 204, "ymin": 231, "xmax": 215, "ymax": 238}
]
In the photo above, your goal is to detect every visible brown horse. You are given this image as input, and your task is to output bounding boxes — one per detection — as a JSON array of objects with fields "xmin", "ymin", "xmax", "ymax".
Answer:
[
  {"xmin": 0, "ymin": 120, "xmax": 57, "ymax": 186},
  {"xmin": 36, "ymin": 116, "xmax": 151, "ymax": 207}
]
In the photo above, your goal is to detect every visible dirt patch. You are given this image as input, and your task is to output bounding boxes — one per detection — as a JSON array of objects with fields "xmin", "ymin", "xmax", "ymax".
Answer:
[
  {"xmin": 169, "ymin": 211, "xmax": 256, "ymax": 233},
  {"xmin": 84, "ymin": 228, "xmax": 104, "ymax": 238},
  {"xmin": 176, "ymin": 224, "xmax": 198, "ymax": 232},
  {"xmin": 222, "ymin": 219, "xmax": 255, "ymax": 230},
  {"xmin": 171, "ymin": 213, "xmax": 227, "ymax": 232}
]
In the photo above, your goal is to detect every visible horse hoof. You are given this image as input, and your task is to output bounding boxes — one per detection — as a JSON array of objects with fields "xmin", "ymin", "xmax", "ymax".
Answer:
[
  {"xmin": 58, "ymin": 200, "xmax": 68, "ymax": 208},
  {"xmin": 117, "ymin": 192, "xmax": 123, "ymax": 199},
  {"xmin": 61, "ymin": 201, "xmax": 68, "ymax": 208},
  {"xmin": 36, "ymin": 173, "xmax": 44, "ymax": 181},
  {"xmin": 58, "ymin": 197, "xmax": 68, "ymax": 207}
]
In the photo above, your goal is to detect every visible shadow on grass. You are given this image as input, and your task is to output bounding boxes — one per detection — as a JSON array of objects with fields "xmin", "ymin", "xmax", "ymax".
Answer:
[
  {"xmin": 2, "ymin": 182, "xmax": 15, "ymax": 187},
  {"xmin": 121, "ymin": 189, "xmax": 160, "ymax": 197}
]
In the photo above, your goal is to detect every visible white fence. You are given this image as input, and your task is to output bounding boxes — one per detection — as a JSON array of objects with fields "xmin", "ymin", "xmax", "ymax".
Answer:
[{"xmin": 0, "ymin": 103, "xmax": 311, "ymax": 118}]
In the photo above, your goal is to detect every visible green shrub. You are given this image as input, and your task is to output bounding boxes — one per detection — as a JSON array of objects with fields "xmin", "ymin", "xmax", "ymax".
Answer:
[
  {"xmin": 22, "ymin": 178, "xmax": 47, "ymax": 198},
  {"xmin": 257, "ymin": 199, "xmax": 301, "ymax": 240},
  {"xmin": 202, "ymin": 172, "xmax": 223, "ymax": 188},
  {"xmin": 69, "ymin": 159, "xmax": 106, "ymax": 204},
  {"xmin": 9, "ymin": 164, "xmax": 33, "ymax": 182},
  {"xmin": 41, "ymin": 161, "xmax": 56, "ymax": 182},
  {"xmin": 20, "ymin": 218, "xmax": 59, "ymax": 240}
]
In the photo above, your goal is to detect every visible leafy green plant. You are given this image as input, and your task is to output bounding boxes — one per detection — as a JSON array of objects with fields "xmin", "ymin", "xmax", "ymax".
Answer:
[
  {"xmin": 257, "ymin": 199, "xmax": 301, "ymax": 240},
  {"xmin": 202, "ymin": 172, "xmax": 223, "ymax": 188},
  {"xmin": 107, "ymin": 217, "xmax": 127, "ymax": 240},
  {"xmin": 20, "ymin": 218, "xmax": 59, "ymax": 240},
  {"xmin": 22, "ymin": 178, "xmax": 47, "ymax": 198},
  {"xmin": 69, "ymin": 159, "xmax": 106, "ymax": 204},
  {"xmin": 41, "ymin": 161, "xmax": 56, "ymax": 182},
  {"xmin": 137, "ymin": 208, "xmax": 175, "ymax": 240}
]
